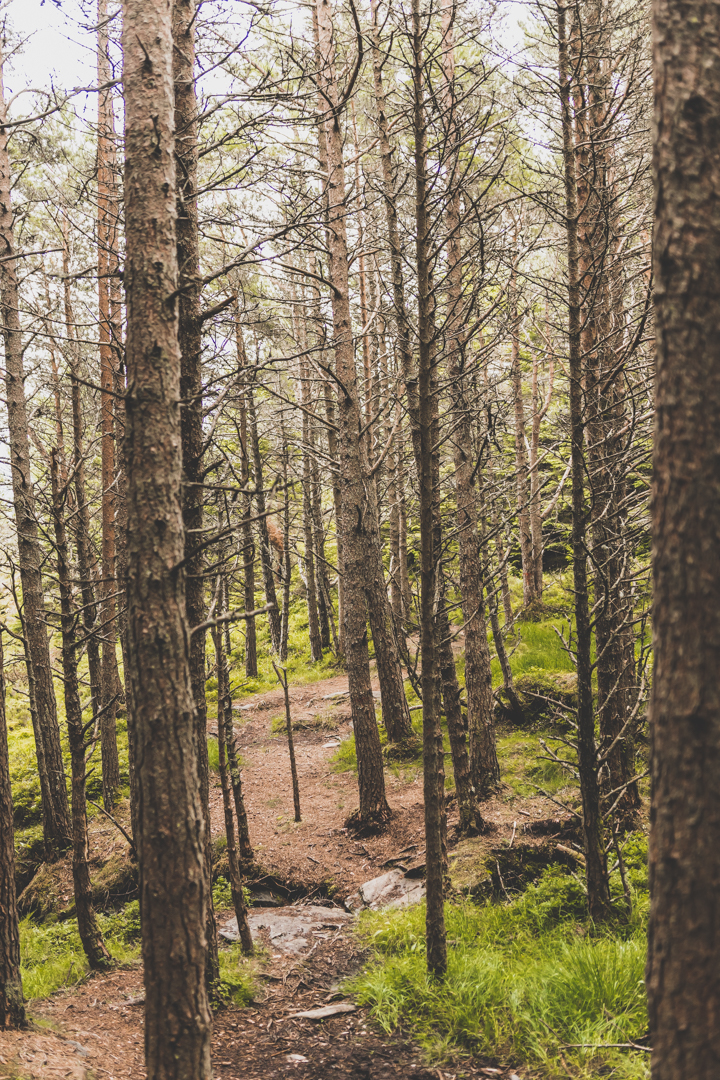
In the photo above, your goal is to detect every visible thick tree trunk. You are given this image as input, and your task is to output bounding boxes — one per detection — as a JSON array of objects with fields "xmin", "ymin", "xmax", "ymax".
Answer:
[
  {"xmin": 122, "ymin": 0, "xmax": 212, "ymax": 1073},
  {"xmin": 0, "ymin": 631, "xmax": 25, "ymax": 1029},
  {"xmin": 173, "ymin": 0, "xmax": 220, "ymax": 990},
  {"xmin": 0, "ymin": 55, "xmax": 70, "ymax": 853},
  {"xmin": 50, "ymin": 453, "xmax": 111, "ymax": 972},
  {"xmin": 557, "ymin": 2, "xmax": 611, "ymax": 922},
  {"xmin": 314, "ymin": 0, "xmax": 390, "ymax": 825},
  {"xmin": 97, "ymin": 0, "xmax": 121, "ymax": 807},
  {"xmin": 647, "ymin": 0, "xmax": 720, "ymax": 1073}
]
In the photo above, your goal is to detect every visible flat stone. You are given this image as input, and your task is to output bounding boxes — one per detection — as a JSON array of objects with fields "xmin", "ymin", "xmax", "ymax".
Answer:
[
  {"xmin": 289, "ymin": 1003, "xmax": 357, "ymax": 1020},
  {"xmin": 345, "ymin": 868, "xmax": 426, "ymax": 913},
  {"xmin": 322, "ymin": 690, "xmax": 349, "ymax": 700},
  {"xmin": 220, "ymin": 904, "xmax": 352, "ymax": 955}
]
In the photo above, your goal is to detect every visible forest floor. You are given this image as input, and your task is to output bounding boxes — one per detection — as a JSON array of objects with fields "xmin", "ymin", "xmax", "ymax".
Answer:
[{"xmin": 2, "ymin": 662, "xmax": 581, "ymax": 1080}]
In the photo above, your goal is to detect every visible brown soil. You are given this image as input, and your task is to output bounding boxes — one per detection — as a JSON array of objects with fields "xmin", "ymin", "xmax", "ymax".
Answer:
[{"xmin": 2, "ymin": 666, "xmax": 556, "ymax": 1079}]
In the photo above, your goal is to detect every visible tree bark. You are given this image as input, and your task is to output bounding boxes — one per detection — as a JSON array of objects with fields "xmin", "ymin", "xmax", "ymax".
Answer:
[
  {"xmin": 314, "ymin": 0, "xmax": 390, "ymax": 825},
  {"xmin": 122, "ymin": 0, "xmax": 212, "ymax": 1072},
  {"xmin": 557, "ymin": 1, "xmax": 611, "ymax": 922},
  {"xmin": 247, "ymin": 384, "xmax": 282, "ymax": 653},
  {"xmin": 0, "ymin": 53, "xmax": 71, "ymax": 853},
  {"xmin": 173, "ymin": 0, "xmax": 220, "ymax": 990},
  {"xmin": 412, "ymin": 0, "xmax": 447, "ymax": 979},
  {"xmin": 50, "ymin": 452, "xmax": 111, "ymax": 972},
  {"xmin": 0, "ymin": 630, "xmax": 25, "ymax": 1030},
  {"xmin": 97, "ymin": 0, "xmax": 121, "ymax": 808},
  {"xmin": 647, "ymin": 0, "xmax": 720, "ymax": 1072}
]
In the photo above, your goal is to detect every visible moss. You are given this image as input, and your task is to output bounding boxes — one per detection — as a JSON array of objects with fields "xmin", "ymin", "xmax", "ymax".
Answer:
[
  {"xmin": 91, "ymin": 850, "xmax": 138, "ymax": 908},
  {"xmin": 496, "ymin": 667, "xmax": 578, "ymax": 728}
]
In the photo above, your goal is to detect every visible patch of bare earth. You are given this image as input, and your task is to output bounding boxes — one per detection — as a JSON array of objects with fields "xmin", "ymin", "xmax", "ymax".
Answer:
[{"xmin": 2, "ymin": 667, "xmax": 557, "ymax": 1079}]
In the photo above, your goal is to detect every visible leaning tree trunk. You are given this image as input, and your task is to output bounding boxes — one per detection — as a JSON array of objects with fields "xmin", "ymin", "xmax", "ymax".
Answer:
[
  {"xmin": 315, "ymin": 0, "xmax": 390, "ymax": 825},
  {"xmin": 122, "ymin": 0, "xmax": 212, "ymax": 1074},
  {"xmin": 0, "ymin": 630, "xmax": 25, "ymax": 1030},
  {"xmin": 50, "ymin": 452, "xmax": 111, "ymax": 972},
  {"xmin": 0, "ymin": 53, "xmax": 70, "ymax": 853},
  {"xmin": 647, "ymin": 0, "xmax": 720, "ymax": 1073},
  {"xmin": 173, "ymin": 0, "xmax": 220, "ymax": 991}
]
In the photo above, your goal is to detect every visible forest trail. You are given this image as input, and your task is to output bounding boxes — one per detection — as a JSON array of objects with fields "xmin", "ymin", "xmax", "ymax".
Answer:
[{"xmin": 4, "ymin": 666, "xmax": 546, "ymax": 1080}]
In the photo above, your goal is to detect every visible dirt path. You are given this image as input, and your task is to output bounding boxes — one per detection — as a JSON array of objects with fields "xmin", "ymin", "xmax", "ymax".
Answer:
[{"xmin": 2, "ymin": 667, "xmax": 540, "ymax": 1080}]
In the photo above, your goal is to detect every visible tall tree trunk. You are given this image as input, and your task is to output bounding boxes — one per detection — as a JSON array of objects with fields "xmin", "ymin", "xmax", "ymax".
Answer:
[
  {"xmin": 50, "ymin": 452, "xmax": 111, "ymax": 972},
  {"xmin": 62, "ymin": 240, "xmax": 104, "ymax": 735},
  {"xmin": 173, "ymin": 0, "xmax": 220, "ymax": 990},
  {"xmin": 247, "ymin": 385, "xmax": 282, "ymax": 653},
  {"xmin": 299, "ymin": 358, "xmax": 323, "ymax": 662},
  {"xmin": 557, "ymin": 1, "xmax": 611, "ymax": 922},
  {"xmin": 0, "ymin": 53, "xmax": 71, "ymax": 853},
  {"xmin": 314, "ymin": 0, "xmax": 390, "ymax": 825},
  {"xmin": 440, "ymin": 0, "xmax": 497, "ymax": 810},
  {"xmin": 233, "ymin": 310, "xmax": 258, "ymax": 677},
  {"xmin": 0, "ymin": 630, "xmax": 25, "ymax": 1029},
  {"xmin": 510, "ymin": 258, "xmax": 536, "ymax": 609},
  {"xmin": 97, "ymin": 0, "xmax": 121, "ymax": 807},
  {"xmin": 122, "ymin": 0, "xmax": 212, "ymax": 1072},
  {"xmin": 647, "ymin": 0, "xmax": 720, "ymax": 1072},
  {"xmin": 412, "ymin": 0, "xmax": 447, "ymax": 979},
  {"xmin": 212, "ymin": 605, "xmax": 253, "ymax": 954}
]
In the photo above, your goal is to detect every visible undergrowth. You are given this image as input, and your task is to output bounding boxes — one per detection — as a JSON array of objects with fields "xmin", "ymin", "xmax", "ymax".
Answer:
[
  {"xmin": 19, "ymin": 901, "xmax": 142, "ymax": 1001},
  {"xmin": 350, "ymin": 842, "xmax": 650, "ymax": 1079}
]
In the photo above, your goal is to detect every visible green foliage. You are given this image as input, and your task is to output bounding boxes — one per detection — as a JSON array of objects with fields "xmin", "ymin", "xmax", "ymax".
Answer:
[
  {"xmin": 350, "ymin": 864, "xmax": 649, "ymax": 1078},
  {"xmin": 212, "ymin": 875, "xmax": 251, "ymax": 911},
  {"xmin": 207, "ymin": 735, "xmax": 220, "ymax": 772},
  {"xmin": 213, "ymin": 943, "xmax": 257, "ymax": 1009},
  {"xmin": 497, "ymin": 730, "xmax": 575, "ymax": 798},
  {"xmin": 19, "ymin": 901, "xmax": 141, "ymax": 1001}
]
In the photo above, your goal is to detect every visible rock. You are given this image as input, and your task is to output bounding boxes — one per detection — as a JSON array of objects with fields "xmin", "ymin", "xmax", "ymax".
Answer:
[
  {"xmin": 322, "ymin": 740, "xmax": 341, "ymax": 748},
  {"xmin": 345, "ymin": 868, "xmax": 426, "ymax": 912},
  {"xmin": 289, "ymin": 1003, "xmax": 357, "ymax": 1020},
  {"xmin": 248, "ymin": 887, "xmax": 280, "ymax": 907},
  {"xmin": 322, "ymin": 690, "xmax": 349, "ymax": 700},
  {"xmin": 220, "ymin": 903, "xmax": 351, "ymax": 955}
]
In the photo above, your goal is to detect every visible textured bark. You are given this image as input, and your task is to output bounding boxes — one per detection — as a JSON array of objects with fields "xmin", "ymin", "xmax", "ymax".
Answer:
[
  {"xmin": 314, "ymin": 0, "xmax": 390, "ymax": 825},
  {"xmin": 0, "ymin": 631, "xmax": 25, "ymax": 1029},
  {"xmin": 440, "ymin": 0, "xmax": 497, "ymax": 809},
  {"xmin": 413, "ymin": 0, "xmax": 446, "ymax": 979},
  {"xmin": 247, "ymin": 386, "xmax": 282, "ymax": 653},
  {"xmin": 50, "ymin": 453, "xmax": 111, "ymax": 972},
  {"xmin": 62, "ymin": 241, "xmax": 104, "ymax": 734},
  {"xmin": 510, "ymin": 262, "xmax": 536, "ymax": 608},
  {"xmin": 97, "ymin": 0, "xmax": 121, "ymax": 807},
  {"xmin": 122, "ymin": 0, "xmax": 212, "ymax": 1073},
  {"xmin": 233, "ymin": 314, "xmax": 258, "ymax": 676},
  {"xmin": 558, "ymin": 2, "xmax": 611, "ymax": 922},
  {"xmin": 212, "ymin": 613, "xmax": 253, "ymax": 954},
  {"xmin": 647, "ymin": 0, "xmax": 720, "ymax": 1073},
  {"xmin": 173, "ymin": 0, "xmax": 219, "ymax": 990},
  {"xmin": 0, "ymin": 55, "xmax": 70, "ymax": 853},
  {"xmin": 299, "ymin": 358, "xmax": 323, "ymax": 662}
]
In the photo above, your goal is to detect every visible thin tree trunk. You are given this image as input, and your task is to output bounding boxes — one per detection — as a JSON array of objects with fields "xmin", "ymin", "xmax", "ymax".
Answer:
[
  {"xmin": 122, "ymin": 0, "xmax": 212, "ymax": 1072},
  {"xmin": 212, "ymin": 610, "xmax": 253, "ymax": 955},
  {"xmin": 0, "ymin": 53, "xmax": 70, "ymax": 853},
  {"xmin": 247, "ymin": 385, "xmax": 282, "ymax": 653},
  {"xmin": 412, "ymin": 0, "xmax": 446, "ymax": 979},
  {"xmin": 234, "ymin": 311, "xmax": 258, "ymax": 677},
  {"xmin": 50, "ymin": 452, "xmax": 112, "ymax": 971},
  {"xmin": 299, "ymin": 358, "xmax": 323, "ymax": 661},
  {"xmin": 557, "ymin": 1, "xmax": 611, "ymax": 922},
  {"xmin": 647, "ymin": 0, "xmax": 720, "ymax": 1072},
  {"xmin": 274, "ymin": 663, "xmax": 301, "ymax": 823},
  {"xmin": 0, "ymin": 630, "xmax": 25, "ymax": 1030},
  {"xmin": 510, "ymin": 258, "xmax": 536, "ymax": 609},
  {"xmin": 173, "ymin": 0, "xmax": 220, "ymax": 990},
  {"xmin": 97, "ymin": 0, "xmax": 121, "ymax": 807}
]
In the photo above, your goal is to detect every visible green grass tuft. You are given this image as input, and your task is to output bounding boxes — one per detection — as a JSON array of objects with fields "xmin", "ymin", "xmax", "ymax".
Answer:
[{"xmin": 350, "ymin": 863, "xmax": 650, "ymax": 1078}]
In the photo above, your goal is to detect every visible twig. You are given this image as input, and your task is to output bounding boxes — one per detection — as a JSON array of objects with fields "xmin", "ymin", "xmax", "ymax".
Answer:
[{"xmin": 87, "ymin": 799, "xmax": 137, "ymax": 859}]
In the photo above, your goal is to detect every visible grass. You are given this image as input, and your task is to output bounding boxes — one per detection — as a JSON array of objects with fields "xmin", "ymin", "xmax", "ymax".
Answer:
[
  {"xmin": 497, "ymin": 730, "xmax": 575, "ymax": 799},
  {"xmin": 350, "ymin": 844, "xmax": 650, "ymax": 1079},
  {"xmin": 19, "ymin": 901, "xmax": 142, "ymax": 1001}
]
